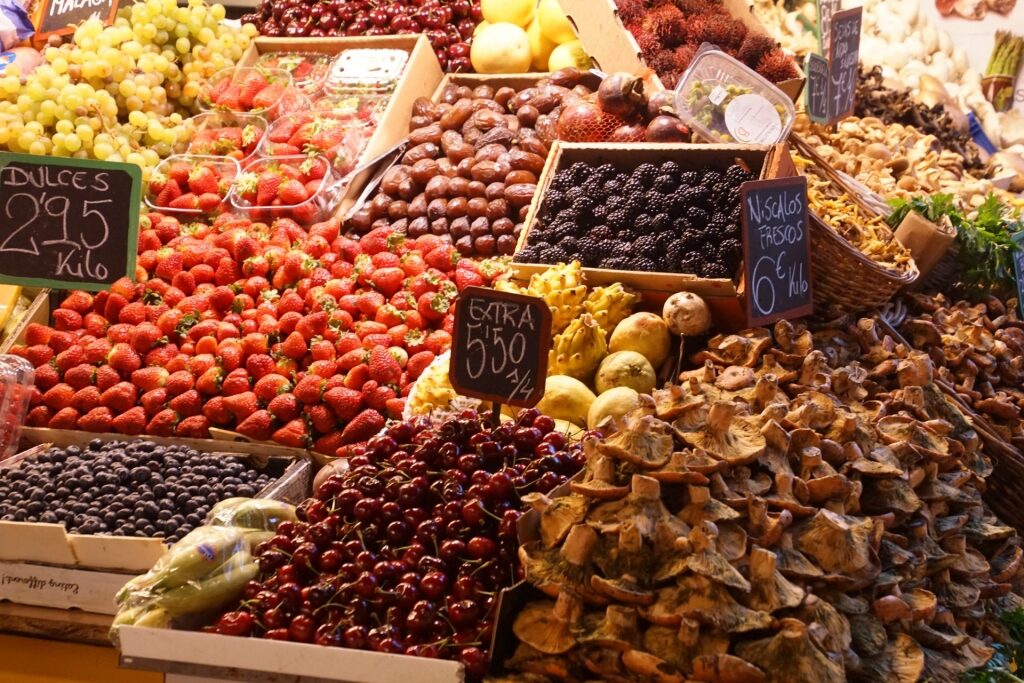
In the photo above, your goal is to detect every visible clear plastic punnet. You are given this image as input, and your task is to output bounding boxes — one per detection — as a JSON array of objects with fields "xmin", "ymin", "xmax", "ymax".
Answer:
[
  {"xmin": 228, "ymin": 154, "xmax": 343, "ymax": 224},
  {"xmin": 674, "ymin": 47, "xmax": 795, "ymax": 145},
  {"xmin": 325, "ymin": 48, "xmax": 408, "ymax": 94},
  {"xmin": 258, "ymin": 110, "xmax": 369, "ymax": 177},
  {"xmin": 199, "ymin": 66, "xmax": 309, "ymax": 120},
  {"xmin": 145, "ymin": 154, "xmax": 240, "ymax": 218},
  {"xmin": 185, "ymin": 112, "xmax": 268, "ymax": 167},
  {"xmin": 255, "ymin": 51, "xmax": 332, "ymax": 94},
  {"xmin": 0, "ymin": 354, "xmax": 33, "ymax": 461}
]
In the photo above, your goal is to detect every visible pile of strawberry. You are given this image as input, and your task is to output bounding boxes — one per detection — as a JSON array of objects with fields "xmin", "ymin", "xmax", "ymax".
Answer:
[
  {"xmin": 148, "ymin": 159, "xmax": 234, "ymax": 213},
  {"xmin": 231, "ymin": 157, "xmax": 331, "ymax": 223},
  {"xmin": 262, "ymin": 112, "xmax": 363, "ymax": 175},
  {"xmin": 188, "ymin": 121, "xmax": 265, "ymax": 162},
  {"xmin": 203, "ymin": 68, "xmax": 304, "ymax": 116},
  {"xmin": 13, "ymin": 214, "xmax": 501, "ymax": 456}
]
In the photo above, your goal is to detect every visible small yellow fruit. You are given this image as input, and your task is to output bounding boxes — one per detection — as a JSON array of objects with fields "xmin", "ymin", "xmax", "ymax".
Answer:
[
  {"xmin": 526, "ymin": 18, "xmax": 557, "ymax": 72},
  {"xmin": 548, "ymin": 40, "xmax": 591, "ymax": 72},
  {"xmin": 481, "ymin": 0, "xmax": 535, "ymax": 28},
  {"xmin": 536, "ymin": 375, "xmax": 596, "ymax": 427},
  {"xmin": 471, "ymin": 23, "xmax": 533, "ymax": 74},
  {"xmin": 538, "ymin": 0, "xmax": 577, "ymax": 44},
  {"xmin": 609, "ymin": 312, "xmax": 672, "ymax": 369},
  {"xmin": 474, "ymin": 20, "xmax": 490, "ymax": 37},
  {"xmin": 588, "ymin": 386, "xmax": 640, "ymax": 430}
]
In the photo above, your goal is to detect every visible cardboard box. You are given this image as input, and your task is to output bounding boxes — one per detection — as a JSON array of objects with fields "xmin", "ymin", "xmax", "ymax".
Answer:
[
  {"xmin": 118, "ymin": 627, "xmax": 464, "ymax": 683},
  {"xmin": 238, "ymin": 35, "xmax": 444, "ymax": 216},
  {"xmin": 894, "ymin": 211, "xmax": 955, "ymax": 284},
  {"xmin": 557, "ymin": 0, "xmax": 805, "ymax": 102},
  {"xmin": 512, "ymin": 141, "xmax": 796, "ymax": 329},
  {"xmin": 0, "ymin": 431, "xmax": 311, "ymax": 573}
]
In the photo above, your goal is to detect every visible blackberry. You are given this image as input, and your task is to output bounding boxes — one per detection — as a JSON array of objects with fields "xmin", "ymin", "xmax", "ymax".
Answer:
[
  {"xmin": 653, "ymin": 174, "xmax": 677, "ymax": 193},
  {"xmin": 719, "ymin": 237, "xmax": 742, "ymax": 260},
  {"xmin": 592, "ymin": 204, "xmax": 609, "ymax": 221},
  {"xmin": 565, "ymin": 186, "xmax": 586, "ymax": 203},
  {"xmin": 707, "ymin": 217, "xmax": 731, "ymax": 241},
  {"xmin": 606, "ymin": 196, "xmax": 626, "ymax": 212},
  {"xmin": 515, "ymin": 245, "xmax": 541, "ymax": 263},
  {"xmin": 603, "ymin": 178, "xmax": 623, "ymax": 195},
  {"xmin": 657, "ymin": 231, "xmax": 677, "ymax": 251},
  {"xmin": 607, "ymin": 210, "xmax": 629, "ymax": 230},
  {"xmin": 598, "ymin": 239, "xmax": 619, "ymax": 257},
  {"xmin": 651, "ymin": 213, "xmax": 672, "ymax": 231},
  {"xmin": 679, "ymin": 254, "xmax": 701, "ymax": 275},
  {"xmin": 687, "ymin": 206, "xmax": 709, "ymax": 224},
  {"xmin": 623, "ymin": 194, "xmax": 646, "ymax": 218},
  {"xmin": 547, "ymin": 222, "xmax": 575, "ymax": 243},
  {"xmin": 675, "ymin": 186, "xmax": 704, "ymax": 208},
  {"xmin": 578, "ymin": 236, "xmax": 602, "ymax": 263},
  {"xmin": 701, "ymin": 262, "xmax": 731, "ymax": 278},
  {"xmin": 725, "ymin": 164, "xmax": 753, "ymax": 185},
  {"xmin": 672, "ymin": 217, "xmax": 692, "ymax": 234},
  {"xmin": 618, "ymin": 229, "xmax": 639, "ymax": 244},
  {"xmin": 680, "ymin": 228, "xmax": 702, "ymax": 250},
  {"xmin": 568, "ymin": 162, "xmax": 592, "ymax": 183},
  {"xmin": 660, "ymin": 161, "xmax": 681, "ymax": 176},
  {"xmin": 667, "ymin": 241, "xmax": 685, "ymax": 265},
  {"xmin": 595, "ymin": 163, "xmax": 618, "ymax": 181},
  {"xmin": 544, "ymin": 245, "xmax": 570, "ymax": 263},
  {"xmin": 635, "ymin": 214, "xmax": 654, "ymax": 234},
  {"xmin": 724, "ymin": 188, "xmax": 741, "ymax": 207},
  {"xmin": 557, "ymin": 206, "xmax": 581, "ymax": 226},
  {"xmin": 590, "ymin": 225, "xmax": 613, "ymax": 240},
  {"xmin": 562, "ymin": 236, "xmax": 580, "ymax": 254},
  {"xmin": 680, "ymin": 170, "xmax": 700, "ymax": 186},
  {"xmin": 711, "ymin": 182, "xmax": 731, "ymax": 200},
  {"xmin": 544, "ymin": 189, "xmax": 567, "ymax": 213},
  {"xmin": 601, "ymin": 255, "xmax": 634, "ymax": 270},
  {"xmin": 704, "ymin": 170, "xmax": 724, "ymax": 187},
  {"xmin": 572, "ymin": 195, "xmax": 597, "ymax": 213},
  {"xmin": 633, "ymin": 163, "xmax": 659, "ymax": 187},
  {"xmin": 648, "ymin": 195, "xmax": 672, "ymax": 216},
  {"xmin": 526, "ymin": 229, "xmax": 545, "ymax": 245},
  {"xmin": 635, "ymin": 234, "xmax": 660, "ymax": 258},
  {"xmin": 622, "ymin": 177, "xmax": 644, "ymax": 197},
  {"xmin": 633, "ymin": 257, "xmax": 657, "ymax": 271}
]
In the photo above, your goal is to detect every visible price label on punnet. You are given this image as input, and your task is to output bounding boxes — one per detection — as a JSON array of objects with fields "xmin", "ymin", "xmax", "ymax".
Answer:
[
  {"xmin": 741, "ymin": 176, "xmax": 814, "ymax": 326},
  {"xmin": 449, "ymin": 287, "xmax": 552, "ymax": 409},
  {"xmin": 0, "ymin": 153, "xmax": 141, "ymax": 290}
]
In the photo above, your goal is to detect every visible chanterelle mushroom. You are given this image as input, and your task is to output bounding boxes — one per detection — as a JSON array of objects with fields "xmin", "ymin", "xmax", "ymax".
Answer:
[
  {"xmin": 796, "ymin": 509, "xmax": 880, "ymax": 582},
  {"xmin": 682, "ymin": 401, "xmax": 766, "ymax": 465},
  {"xmin": 598, "ymin": 414, "xmax": 673, "ymax": 469},
  {"xmin": 735, "ymin": 618, "xmax": 845, "ymax": 683},
  {"xmin": 522, "ymin": 491, "xmax": 589, "ymax": 549},
  {"xmin": 747, "ymin": 546, "xmax": 805, "ymax": 613},
  {"xmin": 645, "ymin": 575, "xmax": 771, "ymax": 633},
  {"xmin": 512, "ymin": 591, "xmax": 582, "ymax": 655}
]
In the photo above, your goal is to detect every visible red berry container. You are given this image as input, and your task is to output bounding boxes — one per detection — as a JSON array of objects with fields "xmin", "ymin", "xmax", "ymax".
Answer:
[
  {"xmin": 198, "ymin": 66, "xmax": 309, "ymax": 120},
  {"xmin": 255, "ymin": 51, "xmax": 332, "ymax": 95},
  {"xmin": 258, "ymin": 111, "xmax": 369, "ymax": 178},
  {"xmin": 0, "ymin": 355, "xmax": 34, "ymax": 461},
  {"xmin": 311, "ymin": 92, "xmax": 389, "ymax": 129},
  {"xmin": 145, "ymin": 154, "xmax": 241, "ymax": 218},
  {"xmin": 228, "ymin": 154, "xmax": 343, "ymax": 225},
  {"xmin": 185, "ymin": 112, "xmax": 268, "ymax": 168}
]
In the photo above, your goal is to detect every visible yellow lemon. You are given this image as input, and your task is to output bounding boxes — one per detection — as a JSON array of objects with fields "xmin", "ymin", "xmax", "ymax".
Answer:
[
  {"xmin": 480, "ymin": 0, "xmax": 535, "ymax": 27},
  {"xmin": 538, "ymin": 0, "xmax": 577, "ymax": 44},
  {"xmin": 526, "ymin": 18, "xmax": 557, "ymax": 71},
  {"xmin": 471, "ymin": 22, "xmax": 533, "ymax": 74},
  {"xmin": 548, "ymin": 40, "xmax": 591, "ymax": 71}
]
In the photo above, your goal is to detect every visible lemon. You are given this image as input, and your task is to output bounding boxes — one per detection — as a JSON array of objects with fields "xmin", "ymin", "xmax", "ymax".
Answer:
[
  {"xmin": 548, "ymin": 40, "xmax": 591, "ymax": 71},
  {"xmin": 538, "ymin": 0, "xmax": 577, "ymax": 44},
  {"xmin": 471, "ymin": 22, "xmax": 533, "ymax": 73},
  {"xmin": 481, "ymin": 0, "xmax": 535, "ymax": 27},
  {"xmin": 526, "ymin": 18, "xmax": 557, "ymax": 71}
]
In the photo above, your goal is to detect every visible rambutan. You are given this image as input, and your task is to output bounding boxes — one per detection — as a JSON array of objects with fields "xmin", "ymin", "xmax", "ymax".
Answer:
[
  {"xmin": 681, "ymin": 16, "xmax": 710, "ymax": 44},
  {"xmin": 757, "ymin": 48, "xmax": 800, "ymax": 82},
  {"xmin": 675, "ymin": 0, "xmax": 719, "ymax": 15},
  {"xmin": 673, "ymin": 43, "xmax": 700, "ymax": 72},
  {"xmin": 647, "ymin": 49, "xmax": 681, "ymax": 77},
  {"xmin": 627, "ymin": 21, "xmax": 663, "ymax": 57},
  {"xmin": 701, "ymin": 15, "xmax": 748, "ymax": 51},
  {"xmin": 614, "ymin": 0, "xmax": 649, "ymax": 24},
  {"xmin": 642, "ymin": 4, "xmax": 688, "ymax": 48},
  {"xmin": 737, "ymin": 32, "xmax": 777, "ymax": 68}
]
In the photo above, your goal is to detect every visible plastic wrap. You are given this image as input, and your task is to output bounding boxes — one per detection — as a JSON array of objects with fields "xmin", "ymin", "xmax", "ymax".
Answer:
[
  {"xmin": 0, "ymin": 2, "xmax": 33, "ymax": 51},
  {"xmin": 0, "ymin": 354, "xmax": 33, "ymax": 461},
  {"xmin": 111, "ymin": 498, "xmax": 295, "ymax": 640}
]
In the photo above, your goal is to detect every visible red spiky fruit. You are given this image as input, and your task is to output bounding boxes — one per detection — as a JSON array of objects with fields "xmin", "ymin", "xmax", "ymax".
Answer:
[
  {"xmin": 757, "ymin": 48, "xmax": 800, "ymax": 82},
  {"xmin": 737, "ymin": 33, "xmax": 778, "ymax": 68}
]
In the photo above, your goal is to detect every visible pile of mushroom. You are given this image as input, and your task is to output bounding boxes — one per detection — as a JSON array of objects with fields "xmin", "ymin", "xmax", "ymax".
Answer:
[{"xmin": 500, "ymin": 317, "xmax": 1024, "ymax": 683}]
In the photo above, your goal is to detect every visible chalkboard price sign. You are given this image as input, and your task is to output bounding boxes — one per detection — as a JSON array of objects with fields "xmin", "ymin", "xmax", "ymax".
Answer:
[
  {"xmin": 450, "ymin": 286, "xmax": 551, "ymax": 408},
  {"xmin": 35, "ymin": 0, "xmax": 118, "ymax": 39},
  {"xmin": 805, "ymin": 53, "xmax": 830, "ymax": 124},
  {"xmin": 1013, "ymin": 233, "xmax": 1024, "ymax": 320},
  {"xmin": 0, "ymin": 153, "xmax": 140, "ymax": 291},
  {"xmin": 815, "ymin": 0, "xmax": 841, "ymax": 59},
  {"xmin": 828, "ymin": 7, "xmax": 862, "ymax": 122},
  {"xmin": 741, "ymin": 176, "xmax": 813, "ymax": 326}
]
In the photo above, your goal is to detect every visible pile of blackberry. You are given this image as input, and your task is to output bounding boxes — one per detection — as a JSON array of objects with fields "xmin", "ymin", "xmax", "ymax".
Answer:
[{"xmin": 515, "ymin": 160, "xmax": 752, "ymax": 278}]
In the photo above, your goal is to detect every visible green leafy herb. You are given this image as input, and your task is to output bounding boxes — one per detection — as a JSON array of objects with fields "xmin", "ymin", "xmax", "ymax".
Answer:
[{"xmin": 963, "ymin": 609, "xmax": 1024, "ymax": 682}]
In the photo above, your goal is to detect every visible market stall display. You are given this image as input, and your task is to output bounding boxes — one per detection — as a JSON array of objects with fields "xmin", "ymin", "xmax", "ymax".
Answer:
[{"xmin": 0, "ymin": 0, "xmax": 1022, "ymax": 680}]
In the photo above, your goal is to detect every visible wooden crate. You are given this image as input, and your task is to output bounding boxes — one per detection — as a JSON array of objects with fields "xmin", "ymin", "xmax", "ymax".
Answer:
[
  {"xmin": 0, "ymin": 288, "xmax": 51, "ymax": 354},
  {"xmin": 557, "ymin": 0, "xmax": 805, "ymax": 101},
  {"xmin": 512, "ymin": 141, "xmax": 796, "ymax": 330}
]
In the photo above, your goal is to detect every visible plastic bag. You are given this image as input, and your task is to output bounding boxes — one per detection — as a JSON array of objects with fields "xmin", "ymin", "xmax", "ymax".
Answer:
[
  {"xmin": 0, "ymin": 0, "xmax": 32, "ymax": 50},
  {"xmin": 110, "ymin": 498, "xmax": 296, "ymax": 641}
]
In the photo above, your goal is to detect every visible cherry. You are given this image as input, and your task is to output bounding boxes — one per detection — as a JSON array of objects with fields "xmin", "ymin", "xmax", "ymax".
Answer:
[
  {"xmin": 264, "ymin": 628, "xmax": 291, "ymax": 640},
  {"xmin": 419, "ymin": 571, "xmax": 447, "ymax": 599},
  {"xmin": 353, "ymin": 571, "xmax": 379, "ymax": 598},
  {"xmin": 289, "ymin": 614, "xmax": 315, "ymax": 642},
  {"xmin": 467, "ymin": 536, "xmax": 497, "ymax": 560},
  {"xmin": 314, "ymin": 623, "xmax": 343, "ymax": 646},
  {"xmin": 263, "ymin": 606, "xmax": 289, "ymax": 630},
  {"xmin": 458, "ymin": 646, "xmax": 489, "ymax": 679},
  {"xmin": 343, "ymin": 624, "xmax": 368, "ymax": 649},
  {"xmin": 216, "ymin": 611, "xmax": 254, "ymax": 636}
]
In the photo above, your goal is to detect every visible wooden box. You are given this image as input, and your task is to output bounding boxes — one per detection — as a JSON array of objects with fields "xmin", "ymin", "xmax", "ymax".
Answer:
[{"xmin": 512, "ymin": 141, "xmax": 796, "ymax": 329}]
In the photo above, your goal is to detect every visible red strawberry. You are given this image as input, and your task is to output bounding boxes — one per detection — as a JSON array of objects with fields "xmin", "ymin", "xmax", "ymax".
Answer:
[
  {"xmin": 155, "ymin": 251, "xmax": 185, "ymax": 280},
  {"xmin": 254, "ymin": 374, "xmax": 292, "ymax": 402},
  {"xmin": 95, "ymin": 365, "xmax": 122, "ymax": 392},
  {"xmin": 323, "ymin": 387, "xmax": 363, "ymax": 421},
  {"xmin": 53, "ymin": 309, "xmax": 83, "ymax": 331},
  {"xmin": 341, "ymin": 409, "xmax": 385, "ymax": 444},
  {"xmin": 343, "ymin": 364, "xmax": 371, "ymax": 390},
  {"xmin": 293, "ymin": 374, "xmax": 325, "ymax": 404},
  {"xmin": 48, "ymin": 407, "xmax": 81, "ymax": 429},
  {"xmin": 197, "ymin": 193, "xmax": 222, "ymax": 213},
  {"xmin": 267, "ymin": 393, "xmax": 300, "ymax": 422},
  {"xmin": 246, "ymin": 353, "xmax": 276, "ymax": 380},
  {"xmin": 48, "ymin": 331, "xmax": 76, "ymax": 353},
  {"xmin": 202, "ymin": 396, "xmax": 233, "ymax": 425},
  {"xmin": 369, "ymin": 267, "xmax": 405, "ymax": 297},
  {"xmin": 238, "ymin": 71, "xmax": 269, "ymax": 109},
  {"xmin": 54, "ymin": 346, "xmax": 85, "ymax": 373},
  {"xmin": 118, "ymin": 302, "xmax": 147, "ymax": 326},
  {"xmin": 83, "ymin": 312, "xmax": 109, "ymax": 337},
  {"xmin": 187, "ymin": 165, "xmax": 220, "ymax": 195},
  {"xmin": 195, "ymin": 366, "xmax": 224, "ymax": 395},
  {"xmin": 168, "ymin": 389, "xmax": 202, "ymax": 417},
  {"xmin": 454, "ymin": 269, "xmax": 485, "ymax": 291},
  {"xmin": 175, "ymin": 415, "xmax": 211, "ymax": 438},
  {"xmin": 406, "ymin": 351, "xmax": 435, "ymax": 380},
  {"xmin": 368, "ymin": 346, "xmax": 401, "ymax": 385},
  {"xmin": 424, "ymin": 245, "xmax": 459, "ymax": 272},
  {"xmin": 77, "ymin": 407, "xmax": 113, "ymax": 433},
  {"xmin": 34, "ymin": 365, "xmax": 59, "ymax": 391},
  {"xmin": 256, "ymin": 172, "xmax": 281, "ymax": 205},
  {"xmin": 425, "ymin": 330, "xmax": 452, "ymax": 355},
  {"xmin": 140, "ymin": 388, "xmax": 169, "ymax": 416},
  {"xmin": 112, "ymin": 406, "xmax": 147, "ymax": 435},
  {"xmin": 107, "ymin": 343, "xmax": 142, "ymax": 374},
  {"xmin": 61, "ymin": 291, "xmax": 93, "ymax": 313},
  {"xmin": 84, "ymin": 338, "xmax": 113, "ymax": 365},
  {"xmin": 25, "ymin": 323, "xmax": 53, "ymax": 346},
  {"xmin": 155, "ymin": 178, "xmax": 183, "ymax": 206},
  {"xmin": 64, "ymin": 364, "xmax": 96, "ymax": 390},
  {"xmin": 165, "ymin": 370, "xmax": 195, "ymax": 396},
  {"xmin": 221, "ymin": 368, "xmax": 251, "ymax": 396},
  {"xmin": 147, "ymin": 408, "xmax": 179, "ymax": 436},
  {"xmin": 305, "ymin": 404, "xmax": 336, "ymax": 434},
  {"xmin": 236, "ymin": 409, "xmax": 274, "ymax": 441},
  {"xmin": 251, "ymin": 81, "xmax": 285, "ymax": 110},
  {"xmin": 43, "ymin": 383, "xmax": 75, "ymax": 410},
  {"xmin": 100, "ymin": 382, "xmax": 137, "ymax": 413},
  {"xmin": 272, "ymin": 418, "xmax": 310, "ymax": 449},
  {"xmin": 132, "ymin": 367, "xmax": 169, "ymax": 392},
  {"xmin": 417, "ymin": 292, "xmax": 450, "ymax": 322},
  {"xmin": 224, "ymin": 391, "xmax": 259, "ymax": 421},
  {"xmin": 384, "ymin": 397, "xmax": 405, "ymax": 419},
  {"xmin": 168, "ymin": 193, "xmax": 200, "ymax": 210},
  {"xmin": 312, "ymin": 431, "xmax": 345, "ymax": 457},
  {"xmin": 277, "ymin": 179, "xmax": 309, "ymax": 205},
  {"xmin": 26, "ymin": 406, "xmax": 54, "ymax": 427},
  {"xmin": 365, "ymin": 384, "xmax": 396, "ymax": 412},
  {"xmin": 279, "ymin": 331, "xmax": 308, "ymax": 360},
  {"xmin": 103, "ymin": 293, "xmax": 129, "ymax": 322}
]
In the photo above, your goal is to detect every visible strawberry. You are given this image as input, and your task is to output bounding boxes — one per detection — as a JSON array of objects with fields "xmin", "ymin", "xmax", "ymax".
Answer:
[
  {"xmin": 252, "ymin": 82, "xmax": 286, "ymax": 110},
  {"xmin": 279, "ymin": 331, "xmax": 308, "ymax": 360},
  {"xmin": 236, "ymin": 409, "xmax": 274, "ymax": 441},
  {"xmin": 48, "ymin": 407, "xmax": 81, "ymax": 429},
  {"xmin": 140, "ymin": 388, "xmax": 169, "ymax": 416},
  {"xmin": 384, "ymin": 397, "xmax": 406, "ymax": 419},
  {"xmin": 343, "ymin": 364, "xmax": 370, "ymax": 390},
  {"xmin": 100, "ymin": 382, "xmax": 137, "ymax": 413},
  {"xmin": 424, "ymin": 245, "xmax": 459, "ymax": 272},
  {"xmin": 267, "ymin": 393, "xmax": 300, "ymax": 422},
  {"xmin": 360, "ymin": 227, "xmax": 403, "ymax": 255},
  {"xmin": 64, "ymin": 364, "xmax": 96, "ymax": 390},
  {"xmin": 323, "ymin": 386, "xmax": 363, "ymax": 421},
  {"xmin": 165, "ymin": 370, "xmax": 195, "ymax": 396},
  {"xmin": 417, "ymin": 292, "xmax": 450, "ymax": 323},
  {"xmin": 147, "ymin": 408, "xmax": 179, "ymax": 436},
  {"xmin": 112, "ymin": 406, "xmax": 147, "ymax": 435},
  {"xmin": 305, "ymin": 404, "xmax": 336, "ymax": 434},
  {"xmin": 155, "ymin": 251, "xmax": 185, "ymax": 280},
  {"xmin": 312, "ymin": 430, "xmax": 346, "ymax": 457},
  {"xmin": 277, "ymin": 179, "xmax": 309, "ymax": 205},
  {"xmin": 246, "ymin": 353, "xmax": 276, "ymax": 380},
  {"xmin": 369, "ymin": 267, "xmax": 405, "ymax": 297},
  {"xmin": 221, "ymin": 368, "xmax": 251, "ymax": 396},
  {"xmin": 201, "ymin": 396, "xmax": 233, "ymax": 425},
  {"xmin": 129, "ymin": 323, "xmax": 166, "ymax": 353},
  {"xmin": 238, "ymin": 71, "xmax": 269, "ymax": 109},
  {"xmin": 25, "ymin": 323, "xmax": 53, "ymax": 347},
  {"xmin": 77, "ymin": 407, "xmax": 113, "ymax": 433},
  {"xmin": 168, "ymin": 389, "xmax": 202, "ymax": 417},
  {"xmin": 293, "ymin": 374, "xmax": 325, "ymax": 404},
  {"xmin": 118, "ymin": 301, "xmax": 148, "ymax": 326},
  {"xmin": 187, "ymin": 165, "xmax": 220, "ymax": 195},
  {"xmin": 107, "ymin": 343, "xmax": 142, "ymax": 374},
  {"xmin": 169, "ymin": 193, "xmax": 200, "ymax": 210},
  {"xmin": 26, "ymin": 406, "xmax": 54, "ymax": 427},
  {"xmin": 272, "ymin": 418, "xmax": 310, "ymax": 449},
  {"xmin": 43, "ymin": 383, "xmax": 75, "ymax": 410},
  {"xmin": 132, "ymin": 367, "xmax": 169, "ymax": 392},
  {"xmin": 53, "ymin": 308, "xmax": 83, "ymax": 331},
  {"xmin": 367, "ymin": 346, "xmax": 401, "ymax": 384},
  {"xmin": 34, "ymin": 365, "xmax": 59, "ymax": 391},
  {"xmin": 224, "ymin": 391, "xmax": 259, "ymax": 421},
  {"xmin": 48, "ymin": 331, "xmax": 76, "ymax": 353},
  {"xmin": 454, "ymin": 268, "xmax": 485, "ymax": 291},
  {"xmin": 195, "ymin": 366, "xmax": 225, "ymax": 395},
  {"xmin": 425, "ymin": 330, "xmax": 453, "ymax": 355},
  {"xmin": 365, "ymin": 384, "xmax": 396, "ymax": 412},
  {"xmin": 256, "ymin": 172, "xmax": 281, "ymax": 205},
  {"xmin": 198, "ymin": 193, "xmax": 222, "ymax": 213},
  {"xmin": 341, "ymin": 409, "xmax": 385, "ymax": 444},
  {"xmin": 175, "ymin": 415, "xmax": 211, "ymax": 438},
  {"xmin": 61, "ymin": 290, "xmax": 93, "ymax": 313},
  {"xmin": 253, "ymin": 374, "xmax": 292, "ymax": 402},
  {"xmin": 95, "ymin": 365, "xmax": 122, "ymax": 392},
  {"xmin": 406, "ymin": 351, "xmax": 435, "ymax": 380}
]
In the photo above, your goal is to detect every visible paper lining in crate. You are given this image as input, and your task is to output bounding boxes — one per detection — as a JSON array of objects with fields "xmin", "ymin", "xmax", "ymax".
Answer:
[
  {"xmin": 556, "ymin": 0, "xmax": 805, "ymax": 102},
  {"xmin": 237, "ymin": 34, "xmax": 444, "ymax": 218},
  {"xmin": 0, "ymin": 430, "xmax": 311, "ymax": 574},
  {"xmin": 511, "ymin": 141, "xmax": 795, "ymax": 330}
]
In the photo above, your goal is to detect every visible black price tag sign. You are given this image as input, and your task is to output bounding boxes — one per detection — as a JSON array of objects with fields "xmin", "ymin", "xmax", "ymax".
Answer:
[
  {"xmin": 741, "ymin": 177, "xmax": 813, "ymax": 326},
  {"xmin": 0, "ymin": 153, "xmax": 141, "ymax": 290},
  {"xmin": 805, "ymin": 53, "xmax": 830, "ymax": 124},
  {"xmin": 815, "ymin": 0, "xmax": 841, "ymax": 58},
  {"xmin": 36, "ymin": 0, "xmax": 118, "ymax": 39},
  {"xmin": 1013, "ymin": 233, "xmax": 1024, "ymax": 320},
  {"xmin": 449, "ymin": 286, "xmax": 551, "ymax": 408},
  {"xmin": 828, "ymin": 7, "xmax": 862, "ymax": 122}
]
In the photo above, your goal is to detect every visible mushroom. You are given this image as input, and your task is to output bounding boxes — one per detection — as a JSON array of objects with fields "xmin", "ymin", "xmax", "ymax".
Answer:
[
  {"xmin": 691, "ymin": 654, "xmax": 767, "ymax": 683},
  {"xmin": 854, "ymin": 632, "xmax": 925, "ymax": 683},
  {"xmin": 716, "ymin": 366, "xmax": 756, "ymax": 392},
  {"xmin": 590, "ymin": 575, "xmax": 655, "ymax": 606},
  {"xmin": 681, "ymin": 401, "xmax": 766, "ymax": 465},
  {"xmin": 504, "ymin": 642, "xmax": 579, "ymax": 680},
  {"xmin": 692, "ymin": 329, "xmax": 772, "ymax": 368},
  {"xmin": 735, "ymin": 618, "xmax": 845, "ymax": 683},
  {"xmin": 785, "ymin": 392, "xmax": 838, "ymax": 430},
  {"xmin": 748, "ymin": 497, "xmax": 793, "ymax": 547},
  {"xmin": 511, "ymin": 591, "xmax": 582, "ymax": 655},
  {"xmin": 648, "ymin": 451, "xmax": 711, "ymax": 485},
  {"xmin": 773, "ymin": 319, "xmax": 814, "ymax": 366},
  {"xmin": 684, "ymin": 522, "xmax": 750, "ymax": 592},
  {"xmin": 522, "ymin": 491, "xmax": 590, "ymax": 549},
  {"xmin": 598, "ymin": 414, "xmax": 673, "ymax": 469},
  {"xmin": 644, "ymin": 575, "xmax": 771, "ymax": 633},
  {"xmin": 796, "ymin": 509, "xmax": 880, "ymax": 581},
  {"xmin": 653, "ymin": 382, "xmax": 716, "ymax": 421},
  {"xmin": 679, "ymin": 485, "xmax": 740, "ymax": 526},
  {"xmin": 578, "ymin": 605, "xmax": 641, "ymax": 651},
  {"xmin": 858, "ymin": 477, "xmax": 922, "ymax": 518},
  {"xmin": 621, "ymin": 650, "xmax": 686, "ymax": 683},
  {"xmin": 571, "ymin": 452, "xmax": 629, "ymax": 500},
  {"xmin": 877, "ymin": 416, "xmax": 951, "ymax": 462},
  {"xmin": 643, "ymin": 622, "xmax": 730, "ymax": 677},
  {"xmin": 747, "ymin": 546, "xmax": 805, "ymax": 613},
  {"xmin": 519, "ymin": 524, "xmax": 599, "ymax": 600}
]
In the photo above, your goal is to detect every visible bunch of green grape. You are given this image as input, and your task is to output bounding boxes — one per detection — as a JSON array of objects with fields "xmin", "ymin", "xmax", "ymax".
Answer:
[{"xmin": 0, "ymin": 0, "xmax": 256, "ymax": 175}]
